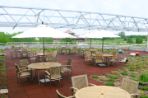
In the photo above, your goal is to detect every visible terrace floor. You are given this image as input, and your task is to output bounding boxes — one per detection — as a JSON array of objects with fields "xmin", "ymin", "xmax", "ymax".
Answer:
[{"xmin": 4, "ymin": 49, "xmax": 148, "ymax": 98}]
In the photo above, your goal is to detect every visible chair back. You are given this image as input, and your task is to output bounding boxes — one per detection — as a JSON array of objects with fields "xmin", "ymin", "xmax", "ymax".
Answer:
[
  {"xmin": 15, "ymin": 65, "xmax": 31, "ymax": 82},
  {"xmin": 19, "ymin": 59, "xmax": 29, "ymax": 66},
  {"xmin": 52, "ymin": 50, "xmax": 58, "ymax": 58},
  {"xmin": 71, "ymin": 74, "xmax": 88, "ymax": 89},
  {"xmin": 121, "ymin": 77, "xmax": 139, "ymax": 94},
  {"xmin": 49, "ymin": 67, "xmax": 62, "ymax": 79},
  {"xmin": 95, "ymin": 53, "xmax": 103, "ymax": 63},
  {"xmin": 46, "ymin": 50, "xmax": 57, "ymax": 61},
  {"xmin": 84, "ymin": 51, "xmax": 92, "ymax": 62},
  {"xmin": 21, "ymin": 50, "xmax": 28, "ymax": 58}
]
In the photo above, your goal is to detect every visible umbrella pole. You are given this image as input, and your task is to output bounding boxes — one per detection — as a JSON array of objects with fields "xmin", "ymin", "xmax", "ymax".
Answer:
[
  {"xmin": 147, "ymin": 32, "xmax": 148, "ymax": 51},
  {"xmin": 90, "ymin": 39, "xmax": 91, "ymax": 48},
  {"xmin": 102, "ymin": 38, "xmax": 104, "ymax": 52},
  {"xmin": 89, "ymin": 39, "xmax": 92, "ymax": 48},
  {"xmin": 42, "ymin": 37, "xmax": 45, "ymax": 55}
]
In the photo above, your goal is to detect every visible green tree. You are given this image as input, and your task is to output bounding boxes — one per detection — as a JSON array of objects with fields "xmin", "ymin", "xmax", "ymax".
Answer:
[
  {"xmin": 0, "ymin": 32, "xmax": 11, "ymax": 43},
  {"xmin": 135, "ymin": 37, "xmax": 143, "ymax": 44},
  {"xmin": 38, "ymin": 38, "xmax": 53, "ymax": 44},
  {"xmin": 127, "ymin": 38, "xmax": 134, "ymax": 43},
  {"xmin": 60, "ymin": 38, "xmax": 76, "ymax": 44},
  {"xmin": 118, "ymin": 32, "xmax": 126, "ymax": 40}
]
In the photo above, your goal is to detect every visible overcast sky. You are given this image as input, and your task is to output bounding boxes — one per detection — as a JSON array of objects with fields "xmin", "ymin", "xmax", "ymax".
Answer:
[
  {"xmin": 0, "ymin": 0, "xmax": 148, "ymax": 35},
  {"xmin": 1, "ymin": 0, "xmax": 148, "ymax": 18}
]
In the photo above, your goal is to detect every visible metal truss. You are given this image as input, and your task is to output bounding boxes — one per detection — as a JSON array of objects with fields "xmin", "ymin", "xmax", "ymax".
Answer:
[{"xmin": 0, "ymin": 5, "xmax": 148, "ymax": 32}]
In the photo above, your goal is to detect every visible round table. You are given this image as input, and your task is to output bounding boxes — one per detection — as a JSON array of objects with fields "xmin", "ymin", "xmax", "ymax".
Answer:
[
  {"xmin": 28, "ymin": 62, "xmax": 61, "ymax": 70},
  {"xmin": 28, "ymin": 62, "xmax": 61, "ymax": 83},
  {"xmin": 75, "ymin": 86, "xmax": 131, "ymax": 98}
]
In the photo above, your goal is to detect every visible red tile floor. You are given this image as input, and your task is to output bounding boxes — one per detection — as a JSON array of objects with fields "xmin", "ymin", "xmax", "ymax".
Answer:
[{"xmin": 5, "ymin": 49, "xmax": 148, "ymax": 98}]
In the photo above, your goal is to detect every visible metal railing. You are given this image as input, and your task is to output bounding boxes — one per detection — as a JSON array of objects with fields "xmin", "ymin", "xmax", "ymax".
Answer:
[{"xmin": 1, "ymin": 42, "xmax": 146, "ymax": 51}]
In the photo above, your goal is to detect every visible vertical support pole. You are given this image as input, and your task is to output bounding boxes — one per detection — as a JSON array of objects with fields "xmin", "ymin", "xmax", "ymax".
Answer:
[
  {"xmin": 43, "ymin": 37, "xmax": 45, "ymax": 55},
  {"xmin": 147, "ymin": 32, "xmax": 148, "ymax": 51},
  {"xmin": 102, "ymin": 38, "xmax": 104, "ymax": 52},
  {"xmin": 89, "ymin": 39, "xmax": 92, "ymax": 48}
]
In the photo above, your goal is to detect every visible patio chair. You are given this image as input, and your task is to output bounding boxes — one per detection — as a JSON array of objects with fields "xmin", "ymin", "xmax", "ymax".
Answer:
[
  {"xmin": 70, "ymin": 47, "xmax": 77, "ymax": 54},
  {"xmin": 56, "ymin": 90, "xmax": 75, "ymax": 98},
  {"xmin": 16, "ymin": 50, "xmax": 23, "ymax": 58},
  {"xmin": 16, "ymin": 59, "xmax": 30, "ymax": 71},
  {"xmin": 120, "ymin": 77, "xmax": 140, "ymax": 98},
  {"xmin": 21, "ymin": 50, "xmax": 29, "ymax": 58},
  {"xmin": 84, "ymin": 51, "xmax": 93, "ymax": 63},
  {"xmin": 94, "ymin": 53, "xmax": 104, "ymax": 66},
  {"xmin": 15, "ymin": 65, "xmax": 31, "ymax": 83},
  {"xmin": 45, "ymin": 66, "xmax": 62, "ymax": 86},
  {"xmin": 36, "ymin": 55, "xmax": 46, "ymax": 62},
  {"xmin": 19, "ymin": 59, "xmax": 30, "ymax": 66},
  {"xmin": 110, "ymin": 54, "xmax": 119, "ymax": 65},
  {"xmin": 28, "ymin": 51, "xmax": 37, "ymax": 63},
  {"xmin": 60, "ymin": 47, "xmax": 67, "ymax": 54},
  {"xmin": 61, "ymin": 58, "xmax": 72, "ymax": 77},
  {"xmin": 71, "ymin": 74, "xmax": 96, "ymax": 93},
  {"xmin": 46, "ymin": 50, "xmax": 57, "ymax": 61}
]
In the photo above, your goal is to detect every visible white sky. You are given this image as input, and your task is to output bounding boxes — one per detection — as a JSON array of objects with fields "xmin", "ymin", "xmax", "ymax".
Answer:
[
  {"xmin": 1, "ymin": 0, "xmax": 147, "ymax": 18},
  {"xmin": 0, "ymin": 0, "xmax": 148, "ymax": 35}
]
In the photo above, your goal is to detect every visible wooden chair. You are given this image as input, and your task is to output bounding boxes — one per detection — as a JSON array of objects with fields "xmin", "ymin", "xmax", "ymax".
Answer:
[
  {"xmin": 45, "ymin": 67, "xmax": 62, "ymax": 85},
  {"xmin": 84, "ymin": 51, "xmax": 93, "ymax": 63},
  {"xmin": 21, "ymin": 50, "xmax": 28, "ymax": 58},
  {"xmin": 70, "ymin": 47, "xmax": 77, "ymax": 54},
  {"xmin": 16, "ymin": 59, "xmax": 30, "ymax": 71},
  {"xmin": 56, "ymin": 90, "xmax": 75, "ymax": 98},
  {"xmin": 36, "ymin": 55, "xmax": 46, "ymax": 62},
  {"xmin": 61, "ymin": 59, "xmax": 72, "ymax": 77},
  {"xmin": 28, "ymin": 51, "xmax": 37, "ymax": 63},
  {"xmin": 110, "ymin": 54, "xmax": 119, "ymax": 65},
  {"xmin": 19, "ymin": 59, "xmax": 30, "ymax": 66},
  {"xmin": 15, "ymin": 65, "xmax": 31, "ymax": 83},
  {"xmin": 120, "ymin": 77, "xmax": 140, "ymax": 98},
  {"xmin": 46, "ymin": 50, "xmax": 57, "ymax": 61},
  {"xmin": 60, "ymin": 47, "xmax": 67, "ymax": 54},
  {"xmin": 71, "ymin": 74, "xmax": 96, "ymax": 93},
  {"xmin": 94, "ymin": 53, "xmax": 104, "ymax": 65}
]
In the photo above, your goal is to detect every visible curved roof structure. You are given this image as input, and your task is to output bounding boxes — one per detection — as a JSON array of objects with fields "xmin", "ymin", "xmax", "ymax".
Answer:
[{"xmin": 0, "ymin": 6, "xmax": 148, "ymax": 32}]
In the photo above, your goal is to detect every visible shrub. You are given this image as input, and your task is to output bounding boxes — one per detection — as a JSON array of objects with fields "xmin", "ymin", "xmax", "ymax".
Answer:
[
  {"xmin": 140, "ymin": 86, "xmax": 148, "ymax": 90},
  {"xmin": 126, "ymin": 38, "xmax": 134, "ymax": 43},
  {"xmin": 121, "ymin": 71, "xmax": 128, "ymax": 76},
  {"xmin": 140, "ymin": 96, "xmax": 148, "ymax": 98},
  {"xmin": 107, "ymin": 74, "xmax": 119, "ymax": 80},
  {"xmin": 104, "ymin": 80, "xmax": 114, "ymax": 86},
  {"xmin": 91, "ymin": 74, "xmax": 99, "ymax": 80},
  {"xmin": 136, "ymin": 37, "xmax": 143, "ymax": 44},
  {"xmin": 140, "ymin": 73, "xmax": 148, "ymax": 82}
]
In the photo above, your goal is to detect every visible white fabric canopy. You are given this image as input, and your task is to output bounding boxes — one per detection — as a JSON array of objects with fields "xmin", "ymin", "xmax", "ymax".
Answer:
[
  {"xmin": 78, "ymin": 30, "xmax": 119, "ymax": 38},
  {"xmin": 77, "ymin": 30, "xmax": 120, "ymax": 50},
  {"xmin": 13, "ymin": 25, "xmax": 75, "ymax": 38},
  {"xmin": 12, "ymin": 25, "xmax": 76, "ymax": 55}
]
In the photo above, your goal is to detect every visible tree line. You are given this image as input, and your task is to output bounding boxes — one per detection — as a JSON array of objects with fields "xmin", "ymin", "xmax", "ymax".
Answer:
[
  {"xmin": 118, "ymin": 32, "xmax": 147, "ymax": 44},
  {"xmin": 0, "ymin": 32, "xmax": 76, "ymax": 44},
  {"xmin": 0, "ymin": 32, "xmax": 147, "ymax": 44}
]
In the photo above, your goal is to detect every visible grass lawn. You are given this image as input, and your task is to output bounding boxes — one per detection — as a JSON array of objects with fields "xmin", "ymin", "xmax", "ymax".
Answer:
[{"xmin": 91, "ymin": 55, "xmax": 148, "ymax": 97}]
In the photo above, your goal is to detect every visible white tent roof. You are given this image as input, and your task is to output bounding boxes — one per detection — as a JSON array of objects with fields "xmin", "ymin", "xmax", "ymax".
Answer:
[
  {"xmin": 13, "ymin": 25, "xmax": 75, "ymax": 38},
  {"xmin": 78, "ymin": 30, "xmax": 120, "ymax": 38}
]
